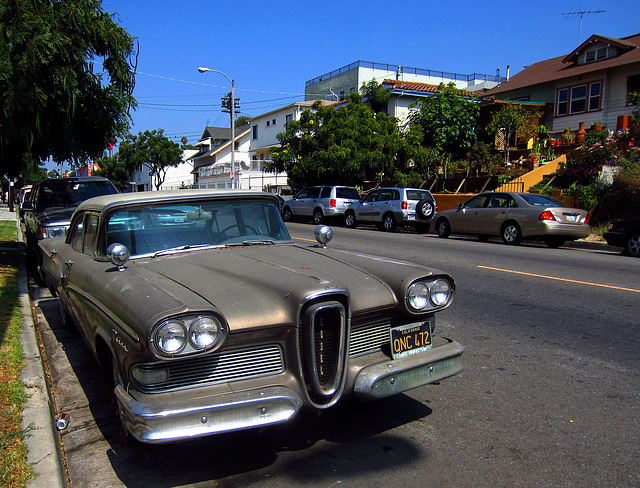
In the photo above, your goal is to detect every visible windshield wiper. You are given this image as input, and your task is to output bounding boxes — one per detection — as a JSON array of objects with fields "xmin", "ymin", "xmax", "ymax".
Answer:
[
  {"xmin": 240, "ymin": 239, "xmax": 276, "ymax": 246},
  {"xmin": 152, "ymin": 243, "xmax": 223, "ymax": 257}
]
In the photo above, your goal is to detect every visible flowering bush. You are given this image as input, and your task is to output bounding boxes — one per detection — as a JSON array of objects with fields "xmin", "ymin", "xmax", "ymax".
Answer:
[{"xmin": 581, "ymin": 137, "xmax": 618, "ymax": 166}]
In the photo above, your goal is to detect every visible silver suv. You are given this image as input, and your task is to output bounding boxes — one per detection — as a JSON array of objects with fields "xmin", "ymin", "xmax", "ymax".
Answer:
[
  {"xmin": 282, "ymin": 185, "xmax": 361, "ymax": 224},
  {"xmin": 344, "ymin": 187, "xmax": 436, "ymax": 233}
]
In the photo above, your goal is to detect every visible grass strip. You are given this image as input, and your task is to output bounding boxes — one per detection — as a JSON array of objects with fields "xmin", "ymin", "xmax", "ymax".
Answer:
[{"xmin": 0, "ymin": 220, "xmax": 35, "ymax": 487}]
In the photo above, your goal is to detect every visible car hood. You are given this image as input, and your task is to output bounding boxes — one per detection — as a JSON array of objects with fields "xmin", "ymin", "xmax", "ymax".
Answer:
[
  {"xmin": 35, "ymin": 206, "xmax": 77, "ymax": 226},
  {"xmin": 132, "ymin": 243, "xmax": 425, "ymax": 331}
]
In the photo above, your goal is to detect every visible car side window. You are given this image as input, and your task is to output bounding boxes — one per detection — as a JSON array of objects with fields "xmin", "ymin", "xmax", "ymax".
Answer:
[
  {"xmin": 320, "ymin": 187, "xmax": 331, "ymax": 198},
  {"xmin": 464, "ymin": 195, "xmax": 489, "ymax": 209},
  {"xmin": 296, "ymin": 189, "xmax": 309, "ymax": 199},
  {"xmin": 379, "ymin": 190, "xmax": 393, "ymax": 201},
  {"xmin": 69, "ymin": 214, "xmax": 85, "ymax": 253},
  {"xmin": 83, "ymin": 214, "xmax": 99, "ymax": 256},
  {"xmin": 307, "ymin": 187, "xmax": 321, "ymax": 198},
  {"xmin": 363, "ymin": 190, "xmax": 380, "ymax": 203}
]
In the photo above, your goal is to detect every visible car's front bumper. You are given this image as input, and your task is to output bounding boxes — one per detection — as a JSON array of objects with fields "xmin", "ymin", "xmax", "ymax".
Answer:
[
  {"xmin": 603, "ymin": 231, "xmax": 626, "ymax": 247},
  {"xmin": 353, "ymin": 337, "xmax": 464, "ymax": 401},
  {"xmin": 115, "ymin": 385, "xmax": 303, "ymax": 444}
]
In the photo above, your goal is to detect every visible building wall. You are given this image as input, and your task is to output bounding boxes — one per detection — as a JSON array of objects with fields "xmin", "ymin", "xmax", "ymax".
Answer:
[{"xmin": 160, "ymin": 149, "xmax": 198, "ymax": 190}]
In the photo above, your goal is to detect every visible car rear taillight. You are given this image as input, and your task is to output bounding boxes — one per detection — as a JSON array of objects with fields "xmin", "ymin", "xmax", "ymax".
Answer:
[
  {"xmin": 330, "ymin": 198, "xmax": 336, "ymax": 207},
  {"xmin": 538, "ymin": 210, "xmax": 557, "ymax": 221},
  {"xmin": 584, "ymin": 214, "xmax": 590, "ymax": 224},
  {"xmin": 402, "ymin": 201, "xmax": 408, "ymax": 210}
]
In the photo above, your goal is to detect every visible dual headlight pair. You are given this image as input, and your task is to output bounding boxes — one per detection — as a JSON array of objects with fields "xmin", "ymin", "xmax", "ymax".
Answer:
[
  {"xmin": 405, "ymin": 277, "xmax": 454, "ymax": 313},
  {"xmin": 152, "ymin": 314, "xmax": 225, "ymax": 356}
]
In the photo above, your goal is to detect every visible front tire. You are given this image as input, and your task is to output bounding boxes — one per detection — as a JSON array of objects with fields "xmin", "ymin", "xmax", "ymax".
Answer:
[
  {"xmin": 312, "ymin": 208, "xmax": 324, "ymax": 225},
  {"xmin": 345, "ymin": 211, "xmax": 357, "ymax": 229},
  {"xmin": 626, "ymin": 233, "xmax": 640, "ymax": 257},
  {"xmin": 501, "ymin": 222, "xmax": 522, "ymax": 245},
  {"xmin": 436, "ymin": 218, "xmax": 450, "ymax": 238},
  {"xmin": 381, "ymin": 213, "xmax": 397, "ymax": 232},
  {"xmin": 282, "ymin": 207, "xmax": 292, "ymax": 222}
]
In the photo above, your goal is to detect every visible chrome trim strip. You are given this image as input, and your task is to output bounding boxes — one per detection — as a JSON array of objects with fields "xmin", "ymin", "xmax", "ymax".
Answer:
[
  {"xmin": 353, "ymin": 339, "xmax": 465, "ymax": 401},
  {"xmin": 115, "ymin": 385, "xmax": 303, "ymax": 444}
]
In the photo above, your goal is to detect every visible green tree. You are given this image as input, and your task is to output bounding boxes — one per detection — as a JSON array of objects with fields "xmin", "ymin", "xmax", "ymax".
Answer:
[
  {"xmin": 266, "ymin": 95, "xmax": 419, "ymax": 189},
  {"xmin": 93, "ymin": 155, "xmax": 132, "ymax": 192},
  {"xmin": 360, "ymin": 80, "xmax": 391, "ymax": 114},
  {"xmin": 0, "ymin": 0, "xmax": 137, "ymax": 178},
  {"xmin": 486, "ymin": 103, "xmax": 534, "ymax": 163},
  {"xmin": 118, "ymin": 129, "xmax": 182, "ymax": 191},
  {"xmin": 235, "ymin": 115, "xmax": 252, "ymax": 128},
  {"xmin": 409, "ymin": 82, "xmax": 479, "ymax": 175}
]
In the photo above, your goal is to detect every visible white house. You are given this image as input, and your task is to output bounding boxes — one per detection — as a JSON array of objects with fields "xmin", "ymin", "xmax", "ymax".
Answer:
[
  {"xmin": 248, "ymin": 100, "xmax": 335, "ymax": 194},
  {"xmin": 159, "ymin": 149, "xmax": 198, "ymax": 190},
  {"xmin": 305, "ymin": 60, "xmax": 504, "ymax": 102}
]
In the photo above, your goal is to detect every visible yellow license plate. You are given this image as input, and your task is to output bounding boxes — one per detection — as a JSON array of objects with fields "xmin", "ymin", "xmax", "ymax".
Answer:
[{"xmin": 390, "ymin": 320, "xmax": 433, "ymax": 359}]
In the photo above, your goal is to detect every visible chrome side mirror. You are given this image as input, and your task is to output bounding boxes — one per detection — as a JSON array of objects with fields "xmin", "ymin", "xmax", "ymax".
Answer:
[
  {"xmin": 314, "ymin": 225, "xmax": 333, "ymax": 249},
  {"xmin": 106, "ymin": 243, "xmax": 130, "ymax": 271}
]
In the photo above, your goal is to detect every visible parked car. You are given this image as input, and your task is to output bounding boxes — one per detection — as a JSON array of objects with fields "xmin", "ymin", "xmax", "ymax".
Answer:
[
  {"xmin": 18, "ymin": 187, "xmax": 32, "ymax": 223},
  {"xmin": 603, "ymin": 218, "xmax": 640, "ymax": 257},
  {"xmin": 22, "ymin": 176, "xmax": 118, "ymax": 279},
  {"xmin": 281, "ymin": 185, "xmax": 362, "ymax": 224},
  {"xmin": 434, "ymin": 192, "xmax": 591, "ymax": 247},
  {"xmin": 344, "ymin": 187, "xmax": 436, "ymax": 233},
  {"xmin": 39, "ymin": 190, "xmax": 464, "ymax": 444}
]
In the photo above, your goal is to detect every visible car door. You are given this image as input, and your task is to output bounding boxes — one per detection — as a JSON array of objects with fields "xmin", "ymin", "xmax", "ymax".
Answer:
[
  {"xmin": 449, "ymin": 194, "xmax": 490, "ymax": 234},
  {"xmin": 370, "ymin": 189, "xmax": 394, "ymax": 222},
  {"xmin": 477, "ymin": 193, "xmax": 516, "ymax": 235},
  {"xmin": 291, "ymin": 187, "xmax": 321, "ymax": 217},
  {"xmin": 357, "ymin": 189, "xmax": 381, "ymax": 222}
]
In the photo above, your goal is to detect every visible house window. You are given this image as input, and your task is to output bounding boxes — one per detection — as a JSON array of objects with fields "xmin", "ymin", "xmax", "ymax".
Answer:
[
  {"xmin": 628, "ymin": 75, "xmax": 640, "ymax": 105},
  {"xmin": 286, "ymin": 114, "xmax": 293, "ymax": 123},
  {"xmin": 585, "ymin": 47, "xmax": 607, "ymax": 63},
  {"xmin": 266, "ymin": 120, "xmax": 270, "ymax": 127},
  {"xmin": 556, "ymin": 81, "xmax": 602, "ymax": 116},
  {"xmin": 272, "ymin": 118, "xmax": 277, "ymax": 126},
  {"xmin": 252, "ymin": 125, "xmax": 258, "ymax": 140}
]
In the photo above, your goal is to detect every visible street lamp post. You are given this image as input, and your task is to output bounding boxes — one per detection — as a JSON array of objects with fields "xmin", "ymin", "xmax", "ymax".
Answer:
[{"xmin": 197, "ymin": 67, "xmax": 236, "ymax": 189}]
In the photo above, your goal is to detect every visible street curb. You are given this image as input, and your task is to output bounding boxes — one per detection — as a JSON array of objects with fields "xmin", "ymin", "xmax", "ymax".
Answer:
[{"xmin": 14, "ymin": 218, "xmax": 67, "ymax": 488}]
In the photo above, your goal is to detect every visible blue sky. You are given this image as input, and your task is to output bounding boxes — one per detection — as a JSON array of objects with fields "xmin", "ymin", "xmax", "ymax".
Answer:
[{"xmin": 102, "ymin": 0, "xmax": 639, "ymax": 146}]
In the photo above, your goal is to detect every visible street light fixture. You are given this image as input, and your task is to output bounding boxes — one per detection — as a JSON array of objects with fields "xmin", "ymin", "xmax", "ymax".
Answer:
[{"xmin": 197, "ymin": 67, "xmax": 236, "ymax": 189}]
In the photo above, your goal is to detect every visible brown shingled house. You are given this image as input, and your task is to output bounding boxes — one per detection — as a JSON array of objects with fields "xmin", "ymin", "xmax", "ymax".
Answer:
[{"xmin": 483, "ymin": 32, "xmax": 640, "ymax": 139}]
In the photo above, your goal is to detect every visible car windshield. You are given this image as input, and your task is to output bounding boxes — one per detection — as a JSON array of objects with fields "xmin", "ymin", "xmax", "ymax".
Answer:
[
  {"xmin": 519, "ymin": 193, "xmax": 566, "ymax": 207},
  {"xmin": 105, "ymin": 199, "xmax": 291, "ymax": 257},
  {"xmin": 38, "ymin": 180, "xmax": 117, "ymax": 209}
]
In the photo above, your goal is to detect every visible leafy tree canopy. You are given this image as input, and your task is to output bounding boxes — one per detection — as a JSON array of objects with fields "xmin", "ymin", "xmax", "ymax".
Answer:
[
  {"xmin": 265, "ymin": 95, "xmax": 423, "ymax": 189},
  {"xmin": 409, "ymin": 82, "xmax": 479, "ymax": 160},
  {"xmin": 118, "ymin": 129, "xmax": 182, "ymax": 190},
  {"xmin": 360, "ymin": 80, "xmax": 391, "ymax": 114},
  {"xmin": 0, "ymin": 0, "xmax": 137, "ymax": 178},
  {"xmin": 93, "ymin": 154, "xmax": 132, "ymax": 192}
]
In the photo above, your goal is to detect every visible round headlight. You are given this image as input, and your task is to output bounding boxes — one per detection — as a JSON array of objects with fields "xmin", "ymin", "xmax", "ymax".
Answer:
[
  {"xmin": 407, "ymin": 282, "xmax": 430, "ymax": 311},
  {"xmin": 190, "ymin": 316, "xmax": 222, "ymax": 349},
  {"xmin": 430, "ymin": 279, "xmax": 452, "ymax": 306},
  {"xmin": 155, "ymin": 320, "xmax": 187, "ymax": 354}
]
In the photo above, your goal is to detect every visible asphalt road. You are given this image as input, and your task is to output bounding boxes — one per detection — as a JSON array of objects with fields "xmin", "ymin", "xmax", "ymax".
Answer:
[{"xmin": 32, "ymin": 222, "xmax": 640, "ymax": 487}]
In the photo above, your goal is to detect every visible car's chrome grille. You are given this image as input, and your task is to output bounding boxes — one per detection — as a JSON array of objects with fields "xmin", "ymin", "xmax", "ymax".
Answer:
[
  {"xmin": 349, "ymin": 321, "xmax": 390, "ymax": 357},
  {"xmin": 131, "ymin": 345, "xmax": 284, "ymax": 394}
]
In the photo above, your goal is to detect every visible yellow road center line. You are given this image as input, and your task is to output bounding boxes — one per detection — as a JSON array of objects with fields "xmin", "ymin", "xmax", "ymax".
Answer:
[{"xmin": 478, "ymin": 266, "xmax": 640, "ymax": 293}]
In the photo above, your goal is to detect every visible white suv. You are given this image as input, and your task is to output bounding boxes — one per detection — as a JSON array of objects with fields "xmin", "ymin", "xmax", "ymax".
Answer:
[
  {"xmin": 344, "ymin": 187, "xmax": 436, "ymax": 233},
  {"xmin": 282, "ymin": 186, "xmax": 362, "ymax": 224}
]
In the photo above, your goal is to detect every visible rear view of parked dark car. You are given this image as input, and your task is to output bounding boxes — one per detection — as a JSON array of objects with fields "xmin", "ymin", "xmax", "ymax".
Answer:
[{"xmin": 603, "ymin": 218, "xmax": 640, "ymax": 257}]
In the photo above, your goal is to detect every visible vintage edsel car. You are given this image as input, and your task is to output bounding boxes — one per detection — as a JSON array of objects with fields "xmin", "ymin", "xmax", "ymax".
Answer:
[{"xmin": 39, "ymin": 190, "xmax": 464, "ymax": 444}]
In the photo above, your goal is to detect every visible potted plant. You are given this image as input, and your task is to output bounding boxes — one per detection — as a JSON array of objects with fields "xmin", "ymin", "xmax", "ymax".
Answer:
[
  {"xmin": 591, "ymin": 121, "xmax": 603, "ymax": 131},
  {"xmin": 562, "ymin": 128, "xmax": 574, "ymax": 146}
]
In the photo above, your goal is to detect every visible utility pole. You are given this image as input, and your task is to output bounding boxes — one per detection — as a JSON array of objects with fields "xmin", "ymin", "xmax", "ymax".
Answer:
[{"xmin": 562, "ymin": 8, "xmax": 606, "ymax": 44}]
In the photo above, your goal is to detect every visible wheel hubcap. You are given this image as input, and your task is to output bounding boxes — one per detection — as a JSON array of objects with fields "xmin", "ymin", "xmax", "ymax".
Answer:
[{"xmin": 629, "ymin": 236, "xmax": 640, "ymax": 255}]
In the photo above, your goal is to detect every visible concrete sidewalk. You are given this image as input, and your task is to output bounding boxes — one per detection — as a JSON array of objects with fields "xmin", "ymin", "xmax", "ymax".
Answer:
[{"xmin": 0, "ymin": 202, "xmax": 66, "ymax": 488}]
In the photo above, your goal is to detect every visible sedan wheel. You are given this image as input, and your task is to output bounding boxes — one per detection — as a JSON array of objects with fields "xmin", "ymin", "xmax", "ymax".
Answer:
[
  {"xmin": 345, "ymin": 211, "xmax": 357, "ymax": 228},
  {"xmin": 436, "ymin": 219, "xmax": 450, "ymax": 238},
  {"xmin": 501, "ymin": 222, "xmax": 522, "ymax": 245},
  {"xmin": 627, "ymin": 233, "xmax": 640, "ymax": 257},
  {"xmin": 282, "ymin": 207, "xmax": 292, "ymax": 222}
]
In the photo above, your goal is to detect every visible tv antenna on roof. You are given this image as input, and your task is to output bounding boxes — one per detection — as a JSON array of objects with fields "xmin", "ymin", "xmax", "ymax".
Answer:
[{"xmin": 562, "ymin": 8, "xmax": 606, "ymax": 44}]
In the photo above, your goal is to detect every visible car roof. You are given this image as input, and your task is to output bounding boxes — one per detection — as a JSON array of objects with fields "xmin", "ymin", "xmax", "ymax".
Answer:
[
  {"xmin": 76, "ymin": 190, "xmax": 279, "ymax": 213},
  {"xmin": 36, "ymin": 176, "xmax": 112, "ymax": 185}
]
